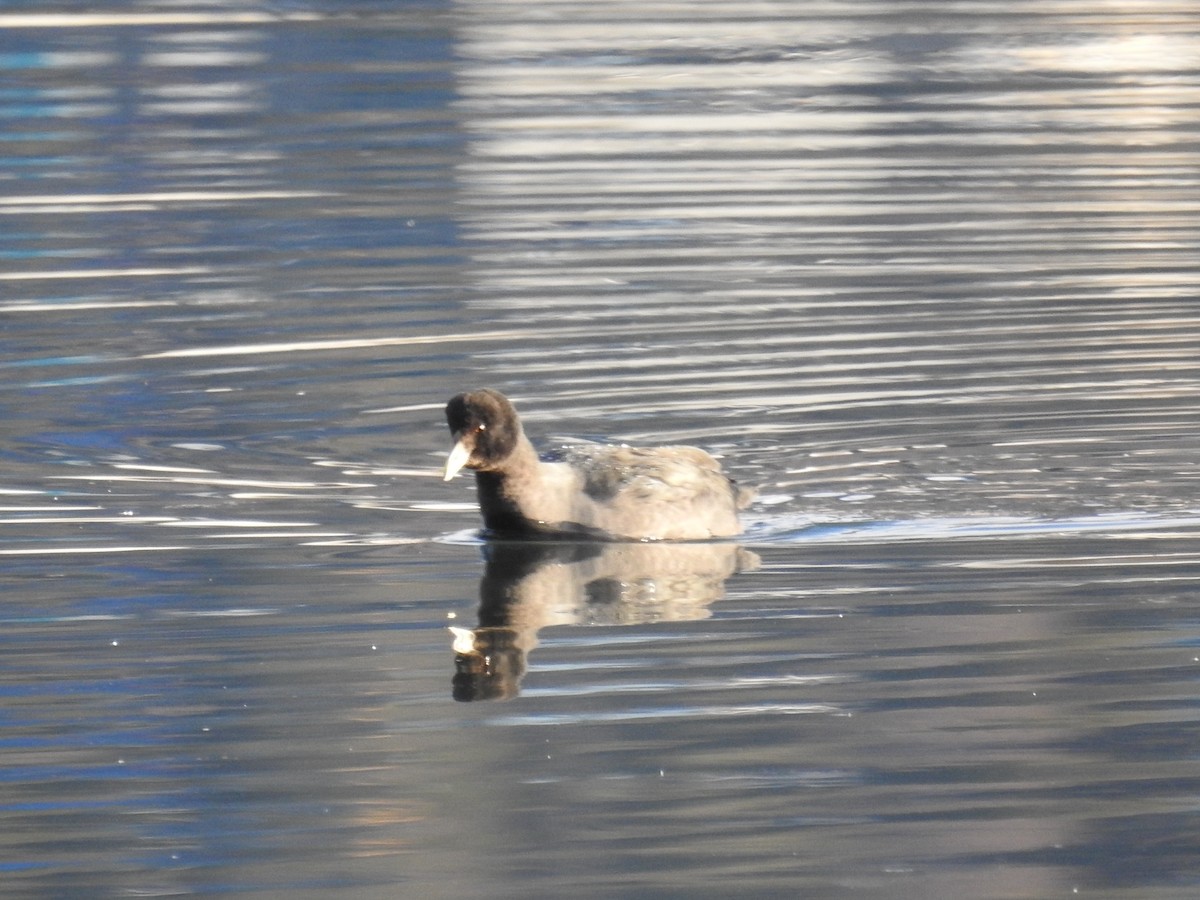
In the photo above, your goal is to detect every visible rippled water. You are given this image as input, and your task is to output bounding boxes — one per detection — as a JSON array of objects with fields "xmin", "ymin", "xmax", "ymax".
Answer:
[{"xmin": 2, "ymin": 2, "xmax": 1200, "ymax": 897}]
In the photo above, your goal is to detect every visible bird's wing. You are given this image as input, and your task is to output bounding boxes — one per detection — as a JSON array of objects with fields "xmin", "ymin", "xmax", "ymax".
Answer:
[{"xmin": 560, "ymin": 444, "xmax": 732, "ymax": 504}]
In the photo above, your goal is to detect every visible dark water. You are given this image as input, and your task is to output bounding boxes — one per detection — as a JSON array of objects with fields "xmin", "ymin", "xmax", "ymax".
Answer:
[{"xmin": 3, "ymin": 2, "xmax": 1200, "ymax": 897}]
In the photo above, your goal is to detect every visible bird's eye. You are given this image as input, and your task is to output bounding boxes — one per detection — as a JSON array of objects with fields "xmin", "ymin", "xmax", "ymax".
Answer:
[{"xmin": 476, "ymin": 423, "xmax": 487, "ymax": 433}]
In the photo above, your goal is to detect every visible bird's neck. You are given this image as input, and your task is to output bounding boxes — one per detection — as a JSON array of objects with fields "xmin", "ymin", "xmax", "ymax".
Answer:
[{"xmin": 473, "ymin": 436, "xmax": 546, "ymax": 535}]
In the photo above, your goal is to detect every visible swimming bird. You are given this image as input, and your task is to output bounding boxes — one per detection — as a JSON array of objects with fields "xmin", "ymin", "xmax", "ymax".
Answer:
[{"xmin": 442, "ymin": 389, "xmax": 750, "ymax": 540}]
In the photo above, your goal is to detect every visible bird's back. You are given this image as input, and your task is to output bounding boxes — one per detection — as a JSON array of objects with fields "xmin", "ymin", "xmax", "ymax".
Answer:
[{"xmin": 553, "ymin": 443, "xmax": 745, "ymax": 539}]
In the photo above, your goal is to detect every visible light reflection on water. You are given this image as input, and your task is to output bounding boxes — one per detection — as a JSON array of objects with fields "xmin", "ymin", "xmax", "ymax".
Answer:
[{"xmin": 1, "ymin": 2, "xmax": 1200, "ymax": 897}]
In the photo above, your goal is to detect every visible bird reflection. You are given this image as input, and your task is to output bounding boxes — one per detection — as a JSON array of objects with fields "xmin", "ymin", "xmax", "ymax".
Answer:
[{"xmin": 451, "ymin": 540, "xmax": 759, "ymax": 701}]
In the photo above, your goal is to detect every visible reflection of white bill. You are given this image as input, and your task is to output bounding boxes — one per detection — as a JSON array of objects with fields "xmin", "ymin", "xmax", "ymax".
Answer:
[{"xmin": 449, "ymin": 625, "xmax": 477, "ymax": 655}]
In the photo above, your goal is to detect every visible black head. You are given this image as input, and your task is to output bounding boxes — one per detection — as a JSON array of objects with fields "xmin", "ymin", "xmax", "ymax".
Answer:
[{"xmin": 444, "ymin": 389, "xmax": 523, "ymax": 476}]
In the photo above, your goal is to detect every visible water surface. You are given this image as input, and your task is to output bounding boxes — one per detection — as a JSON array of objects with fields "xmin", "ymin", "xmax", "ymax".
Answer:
[{"xmin": 2, "ymin": 2, "xmax": 1200, "ymax": 897}]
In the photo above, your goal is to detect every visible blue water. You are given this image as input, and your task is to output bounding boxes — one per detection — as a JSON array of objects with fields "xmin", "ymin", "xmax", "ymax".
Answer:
[{"xmin": 2, "ymin": 3, "xmax": 1200, "ymax": 897}]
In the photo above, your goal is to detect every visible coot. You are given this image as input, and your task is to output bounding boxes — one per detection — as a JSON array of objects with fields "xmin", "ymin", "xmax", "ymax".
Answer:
[{"xmin": 443, "ymin": 389, "xmax": 750, "ymax": 540}]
